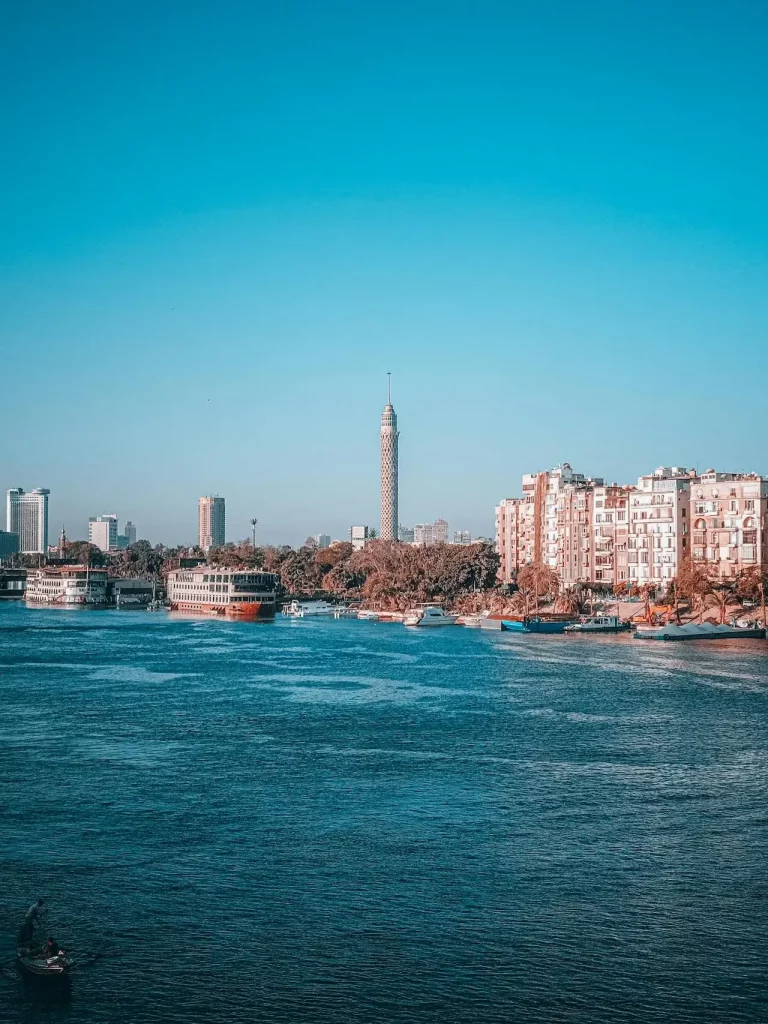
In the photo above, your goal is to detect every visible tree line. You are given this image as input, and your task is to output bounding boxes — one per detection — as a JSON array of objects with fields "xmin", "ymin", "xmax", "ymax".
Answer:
[{"xmin": 7, "ymin": 537, "xmax": 501, "ymax": 610}]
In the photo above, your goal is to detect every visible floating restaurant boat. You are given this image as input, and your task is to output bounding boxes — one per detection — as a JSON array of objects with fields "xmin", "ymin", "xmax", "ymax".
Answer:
[
  {"xmin": 403, "ymin": 606, "xmax": 458, "ymax": 627},
  {"xmin": 25, "ymin": 566, "xmax": 108, "ymax": 606},
  {"xmin": 564, "ymin": 615, "xmax": 631, "ymax": 634},
  {"xmin": 634, "ymin": 622, "xmax": 766, "ymax": 641},
  {"xmin": 166, "ymin": 566, "xmax": 279, "ymax": 620},
  {"xmin": 501, "ymin": 617, "xmax": 576, "ymax": 634}
]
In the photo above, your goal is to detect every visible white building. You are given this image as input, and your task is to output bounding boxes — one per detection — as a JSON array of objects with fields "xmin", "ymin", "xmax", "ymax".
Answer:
[
  {"xmin": 627, "ymin": 467, "xmax": 691, "ymax": 585},
  {"xmin": 453, "ymin": 530, "xmax": 472, "ymax": 545},
  {"xmin": 414, "ymin": 519, "xmax": 449, "ymax": 546},
  {"xmin": 6, "ymin": 488, "xmax": 49, "ymax": 554},
  {"xmin": 350, "ymin": 525, "xmax": 370, "ymax": 551},
  {"xmin": 198, "ymin": 496, "xmax": 225, "ymax": 551},
  {"xmin": 89, "ymin": 514, "xmax": 119, "ymax": 552}
]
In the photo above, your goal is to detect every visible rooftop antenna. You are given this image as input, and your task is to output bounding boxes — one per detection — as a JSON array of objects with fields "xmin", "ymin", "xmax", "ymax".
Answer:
[{"xmin": 387, "ymin": 371, "xmax": 391, "ymax": 405}]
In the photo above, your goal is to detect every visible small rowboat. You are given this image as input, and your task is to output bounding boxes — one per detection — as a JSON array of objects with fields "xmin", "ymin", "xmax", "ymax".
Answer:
[{"xmin": 17, "ymin": 945, "xmax": 72, "ymax": 980}]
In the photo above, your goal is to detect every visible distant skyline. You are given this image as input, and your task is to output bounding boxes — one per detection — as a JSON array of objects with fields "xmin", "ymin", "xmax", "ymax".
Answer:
[{"xmin": 2, "ymin": 1, "xmax": 767, "ymax": 545}]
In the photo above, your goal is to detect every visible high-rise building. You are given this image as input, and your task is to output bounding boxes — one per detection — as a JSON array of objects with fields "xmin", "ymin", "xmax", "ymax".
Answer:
[
  {"xmin": 0, "ymin": 531, "xmax": 19, "ymax": 560},
  {"xmin": 453, "ymin": 530, "xmax": 472, "ymax": 545},
  {"xmin": 398, "ymin": 525, "xmax": 415, "ymax": 544},
  {"xmin": 433, "ymin": 519, "xmax": 449, "ymax": 544},
  {"xmin": 7, "ymin": 488, "xmax": 50, "ymax": 554},
  {"xmin": 414, "ymin": 519, "xmax": 449, "ymax": 546},
  {"xmin": 380, "ymin": 375, "xmax": 399, "ymax": 541},
  {"xmin": 198, "ymin": 496, "xmax": 225, "ymax": 551},
  {"xmin": 315, "ymin": 534, "xmax": 331, "ymax": 549},
  {"xmin": 124, "ymin": 521, "xmax": 137, "ymax": 546},
  {"xmin": 89, "ymin": 515, "xmax": 119, "ymax": 552}
]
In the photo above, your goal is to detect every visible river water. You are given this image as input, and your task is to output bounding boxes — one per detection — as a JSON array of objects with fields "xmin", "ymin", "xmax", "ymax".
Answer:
[{"xmin": 1, "ymin": 603, "xmax": 766, "ymax": 1023}]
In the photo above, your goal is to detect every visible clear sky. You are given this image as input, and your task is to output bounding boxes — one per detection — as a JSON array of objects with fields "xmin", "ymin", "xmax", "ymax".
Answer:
[{"xmin": 2, "ymin": 0, "xmax": 767, "ymax": 546}]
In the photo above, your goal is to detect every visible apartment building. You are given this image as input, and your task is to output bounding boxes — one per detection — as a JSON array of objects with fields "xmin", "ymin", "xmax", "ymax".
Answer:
[
  {"xmin": 591, "ymin": 485, "xmax": 631, "ymax": 584},
  {"xmin": 497, "ymin": 463, "xmax": 768, "ymax": 588},
  {"xmin": 689, "ymin": 471, "xmax": 768, "ymax": 579},
  {"xmin": 626, "ymin": 468, "xmax": 691, "ymax": 586}
]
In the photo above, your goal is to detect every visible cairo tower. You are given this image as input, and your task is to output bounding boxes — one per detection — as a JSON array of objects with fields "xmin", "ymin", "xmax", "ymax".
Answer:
[{"xmin": 380, "ymin": 374, "xmax": 399, "ymax": 541}]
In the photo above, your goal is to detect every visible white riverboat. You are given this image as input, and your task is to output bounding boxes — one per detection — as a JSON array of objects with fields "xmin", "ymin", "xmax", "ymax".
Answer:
[
  {"xmin": 403, "ymin": 606, "xmax": 458, "ymax": 627},
  {"xmin": 25, "ymin": 566, "xmax": 109, "ymax": 606},
  {"xmin": 166, "ymin": 566, "xmax": 278, "ymax": 620}
]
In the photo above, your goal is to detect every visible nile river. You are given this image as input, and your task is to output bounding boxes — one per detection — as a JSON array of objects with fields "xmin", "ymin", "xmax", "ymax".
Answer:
[{"xmin": 1, "ymin": 603, "xmax": 766, "ymax": 1023}]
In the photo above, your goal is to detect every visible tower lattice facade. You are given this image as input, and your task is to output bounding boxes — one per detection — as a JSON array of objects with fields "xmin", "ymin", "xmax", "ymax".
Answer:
[{"xmin": 380, "ymin": 394, "xmax": 399, "ymax": 542}]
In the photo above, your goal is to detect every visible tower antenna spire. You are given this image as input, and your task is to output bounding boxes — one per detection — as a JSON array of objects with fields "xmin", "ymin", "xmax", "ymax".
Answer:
[{"xmin": 387, "ymin": 371, "xmax": 391, "ymax": 405}]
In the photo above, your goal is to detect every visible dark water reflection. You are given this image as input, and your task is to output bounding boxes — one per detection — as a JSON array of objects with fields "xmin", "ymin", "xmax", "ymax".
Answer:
[{"xmin": 1, "ymin": 605, "xmax": 766, "ymax": 1023}]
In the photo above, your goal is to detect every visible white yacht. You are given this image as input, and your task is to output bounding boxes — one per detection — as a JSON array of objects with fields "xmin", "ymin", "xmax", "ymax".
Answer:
[
  {"xmin": 283, "ymin": 599, "xmax": 338, "ymax": 618},
  {"xmin": 403, "ymin": 606, "xmax": 458, "ymax": 627},
  {"xmin": 564, "ymin": 615, "xmax": 630, "ymax": 634}
]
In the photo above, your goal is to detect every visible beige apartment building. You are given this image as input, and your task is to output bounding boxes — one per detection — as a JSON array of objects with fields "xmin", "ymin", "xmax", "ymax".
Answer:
[
  {"xmin": 496, "ymin": 464, "xmax": 768, "ymax": 589},
  {"xmin": 690, "ymin": 471, "xmax": 768, "ymax": 579},
  {"xmin": 626, "ymin": 468, "xmax": 691, "ymax": 586},
  {"xmin": 591, "ymin": 485, "xmax": 631, "ymax": 584}
]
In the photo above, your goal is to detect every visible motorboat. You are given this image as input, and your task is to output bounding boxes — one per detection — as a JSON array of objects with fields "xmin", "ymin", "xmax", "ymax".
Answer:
[
  {"xmin": 357, "ymin": 610, "xmax": 380, "ymax": 621},
  {"xmin": 332, "ymin": 606, "xmax": 358, "ymax": 619},
  {"xmin": 564, "ymin": 615, "xmax": 630, "ymax": 634},
  {"xmin": 501, "ymin": 617, "xmax": 576, "ymax": 634},
  {"xmin": 17, "ymin": 943, "xmax": 72, "ymax": 980},
  {"xmin": 634, "ymin": 622, "xmax": 767, "ymax": 641},
  {"xmin": 403, "ymin": 606, "xmax": 458, "ymax": 627},
  {"xmin": 283, "ymin": 599, "xmax": 337, "ymax": 618}
]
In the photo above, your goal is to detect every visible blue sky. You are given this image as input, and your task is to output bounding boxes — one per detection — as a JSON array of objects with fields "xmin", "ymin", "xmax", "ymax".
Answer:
[{"xmin": 1, "ymin": 0, "xmax": 767, "ymax": 545}]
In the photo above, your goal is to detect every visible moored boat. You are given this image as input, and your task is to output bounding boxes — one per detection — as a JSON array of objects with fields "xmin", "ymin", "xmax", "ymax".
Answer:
[
  {"xmin": 634, "ymin": 622, "xmax": 767, "ymax": 641},
  {"xmin": 166, "ymin": 566, "xmax": 278, "ymax": 620},
  {"xmin": 25, "ymin": 566, "xmax": 108, "ymax": 607},
  {"xmin": 283, "ymin": 599, "xmax": 339, "ymax": 618},
  {"xmin": 333, "ymin": 606, "xmax": 359, "ymax": 619},
  {"xmin": 501, "ymin": 617, "xmax": 576, "ymax": 634},
  {"xmin": 564, "ymin": 615, "xmax": 631, "ymax": 634},
  {"xmin": 403, "ymin": 606, "xmax": 458, "ymax": 627}
]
